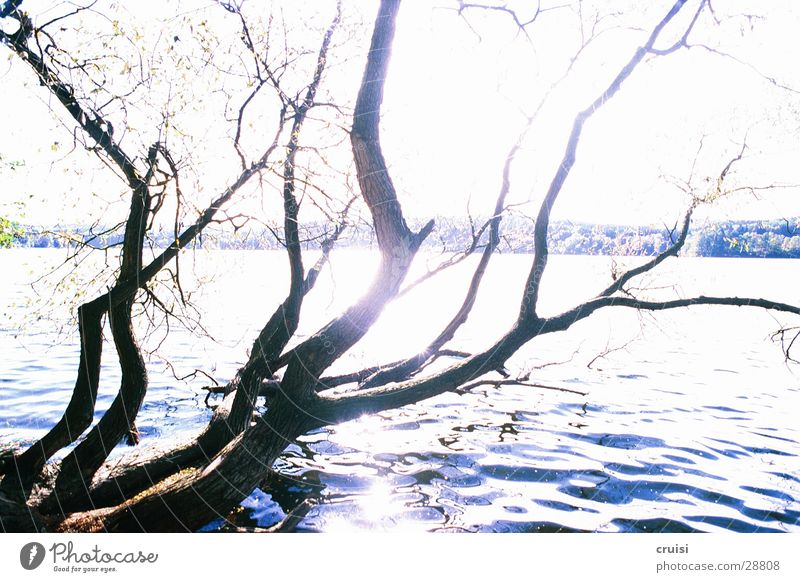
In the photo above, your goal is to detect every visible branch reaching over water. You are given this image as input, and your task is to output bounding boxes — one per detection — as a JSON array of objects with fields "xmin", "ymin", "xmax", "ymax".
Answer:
[{"xmin": 519, "ymin": 0, "xmax": 698, "ymax": 321}]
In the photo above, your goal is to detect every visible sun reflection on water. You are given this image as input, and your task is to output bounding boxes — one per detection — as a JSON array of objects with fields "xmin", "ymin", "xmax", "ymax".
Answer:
[{"xmin": 314, "ymin": 415, "xmax": 440, "ymax": 532}]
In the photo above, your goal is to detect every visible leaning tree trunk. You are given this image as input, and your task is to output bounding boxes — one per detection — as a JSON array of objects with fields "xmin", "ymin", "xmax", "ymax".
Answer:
[
  {"xmin": 40, "ymin": 5, "xmax": 346, "ymax": 517},
  {"xmin": 44, "ymin": 165, "xmax": 154, "ymax": 512},
  {"xmin": 0, "ymin": 1, "xmax": 302, "ymax": 516},
  {"xmin": 58, "ymin": 0, "xmax": 433, "ymax": 532},
  {"xmin": 0, "ymin": 22, "xmax": 154, "ymax": 497}
]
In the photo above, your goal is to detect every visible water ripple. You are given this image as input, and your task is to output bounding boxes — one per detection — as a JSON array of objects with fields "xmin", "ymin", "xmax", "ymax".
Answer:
[{"xmin": 3, "ymin": 251, "xmax": 799, "ymax": 533}]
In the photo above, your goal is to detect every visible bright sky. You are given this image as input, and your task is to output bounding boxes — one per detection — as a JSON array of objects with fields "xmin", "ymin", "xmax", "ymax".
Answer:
[
  {"xmin": 382, "ymin": 0, "xmax": 800, "ymax": 225},
  {"xmin": 1, "ymin": 0, "xmax": 800, "ymax": 228}
]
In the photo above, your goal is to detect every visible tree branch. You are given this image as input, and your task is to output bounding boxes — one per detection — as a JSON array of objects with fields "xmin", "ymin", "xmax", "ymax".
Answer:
[
  {"xmin": 519, "ymin": 0, "xmax": 697, "ymax": 321},
  {"xmin": 599, "ymin": 208, "xmax": 693, "ymax": 298}
]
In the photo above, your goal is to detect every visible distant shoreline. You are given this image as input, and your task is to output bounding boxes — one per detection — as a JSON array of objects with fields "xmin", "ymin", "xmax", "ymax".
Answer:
[{"xmin": 5, "ymin": 217, "xmax": 800, "ymax": 259}]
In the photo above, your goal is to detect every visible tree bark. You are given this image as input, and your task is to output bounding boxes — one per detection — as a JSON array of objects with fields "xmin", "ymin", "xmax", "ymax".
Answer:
[
  {"xmin": 1, "ymin": 299, "xmax": 104, "ymax": 497},
  {"xmin": 56, "ymin": 0, "xmax": 431, "ymax": 531},
  {"xmin": 0, "ymin": 13, "xmax": 287, "ymax": 496},
  {"xmin": 46, "ymin": 144, "xmax": 156, "ymax": 506}
]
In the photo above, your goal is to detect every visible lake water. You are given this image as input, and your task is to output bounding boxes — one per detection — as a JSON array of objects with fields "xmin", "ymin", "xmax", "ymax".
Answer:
[{"xmin": 1, "ymin": 249, "xmax": 799, "ymax": 532}]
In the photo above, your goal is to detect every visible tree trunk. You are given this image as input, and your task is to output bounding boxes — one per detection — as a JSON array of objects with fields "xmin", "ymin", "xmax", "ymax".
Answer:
[{"xmin": 2, "ymin": 299, "xmax": 105, "ymax": 497}]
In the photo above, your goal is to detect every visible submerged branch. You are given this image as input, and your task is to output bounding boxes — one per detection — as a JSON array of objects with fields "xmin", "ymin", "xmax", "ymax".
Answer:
[{"xmin": 457, "ymin": 378, "xmax": 588, "ymax": 396}]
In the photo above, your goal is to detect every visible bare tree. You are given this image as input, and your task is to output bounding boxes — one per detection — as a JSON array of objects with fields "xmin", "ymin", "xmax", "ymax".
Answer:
[{"xmin": 0, "ymin": 0, "xmax": 798, "ymax": 532}]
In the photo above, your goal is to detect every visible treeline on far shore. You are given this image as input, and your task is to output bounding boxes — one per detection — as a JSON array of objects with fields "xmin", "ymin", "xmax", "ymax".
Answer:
[{"xmin": 6, "ymin": 216, "xmax": 800, "ymax": 259}]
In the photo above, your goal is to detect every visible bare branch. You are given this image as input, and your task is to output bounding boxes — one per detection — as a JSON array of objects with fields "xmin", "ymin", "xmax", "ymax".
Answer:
[
  {"xmin": 599, "ymin": 208, "xmax": 693, "ymax": 298},
  {"xmin": 457, "ymin": 377, "xmax": 588, "ymax": 396},
  {"xmin": 689, "ymin": 42, "xmax": 800, "ymax": 94},
  {"xmin": 452, "ymin": 0, "xmax": 571, "ymax": 40},
  {"xmin": 771, "ymin": 327, "xmax": 800, "ymax": 364},
  {"xmin": 648, "ymin": 0, "xmax": 706, "ymax": 55},
  {"xmin": 540, "ymin": 296, "xmax": 800, "ymax": 339},
  {"xmin": 519, "ymin": 0, "xmax": 701, "ymax": 321}
]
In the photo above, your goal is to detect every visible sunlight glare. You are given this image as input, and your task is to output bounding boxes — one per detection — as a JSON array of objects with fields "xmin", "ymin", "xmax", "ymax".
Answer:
[{"xmin": 359, "ymin": 481, "xmax": 398, "ymax": 522}]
